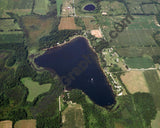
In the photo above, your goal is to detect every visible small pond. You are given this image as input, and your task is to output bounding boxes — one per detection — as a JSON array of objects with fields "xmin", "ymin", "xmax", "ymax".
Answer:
[{"xmin": 84, "ymin": 4, "xmax": 95, "ymax": 11}]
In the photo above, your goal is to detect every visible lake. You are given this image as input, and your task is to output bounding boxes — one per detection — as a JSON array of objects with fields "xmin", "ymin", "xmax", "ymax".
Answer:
[
  {"xmin": 84, "ymin": 4, "xmax": 95, "ymax": 11},
  {"xmin": 35, "ymin": 37, "xmax": 115, "ymax": 106}
]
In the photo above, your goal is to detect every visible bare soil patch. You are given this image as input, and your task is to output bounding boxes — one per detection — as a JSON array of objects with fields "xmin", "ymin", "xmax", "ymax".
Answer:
[
  {"xmin": 58, "ymin": 17, "xmax": 81, "ymax": 30},
  {"xmin": 121, "ymin": 71, "xmax": 149, "ymax": 94},
  {"xmin": 91, "ymin": 30, "xmax": 102, "ymax": 38}
]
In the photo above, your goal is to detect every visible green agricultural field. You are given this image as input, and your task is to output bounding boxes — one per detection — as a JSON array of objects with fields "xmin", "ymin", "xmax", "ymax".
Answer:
[
  {"xmin": 142, "ymin": 4, "xmax": 159, "ymax": 14},
  {"xmin": 116, "ymin": 47, "xmax": 160, "ymax": 57},
  {"xmin": 0, "ymin": 19, "xmax": 23, "ymax": 35},
  {"xmin": 100, "ymin": 1, "xmax": 127, "ymax": 15},
  {"xmin": 98, "ymin": 15, "xmax": 159, "ymax": 53},
  {"xmin": 56, "ymin": 0, "xmax": 63, "ymax": 16},
  {"xmin": 110, "ymin": 16, "xmax": 158, "ymax": 47},
  {"xmin": 0, "ymin": 34, "xmax": 24, "ymax": 44},
  {"xmin": 127, "ymin": 3, "xmax": 143, "ymax": 14},
  {"xmin": 33, "ymin": 0, "xmax": 50, "ymax": 15},
  {"xmin": 0, "ymin": 0, "xmax": 33, "ymax": 17},
  {"xmin": 0, "ymin": 19, "xmax": 21, "ymax": 31},
  {"xmin": 127, "ymin": 16, "xmax": 159, "ymax": 30},
  {"xmin": 144, "ymin": 70, "xmax": 160, "ymax": 110},
  {"xmin": 124, "ymin": 0, "xmax": 159, "ymax": 14},
  {"xmin": 21, "ymin": 77, "xmax": 52, "ymax": 102},
  {"xmin": 125, "ymin": 57, "xmax": 154, "ymax": 69}
]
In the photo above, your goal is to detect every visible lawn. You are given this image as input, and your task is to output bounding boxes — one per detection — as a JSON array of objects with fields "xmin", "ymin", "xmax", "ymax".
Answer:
[
  {"xmin": 125, "ymin": 57, "xmax": 154, "ymax": 69},
  {"xmin": 21, "ymin": 77, "xmax": 51, "ymax": 102},
  {"xmin": 62, "ymin": 104, "xmax": 85, "ymax": 128},
  {"xmin": 143, "ymin": 70, "xmax": 160, "ymax": 110},
  {"xmin": 56, "ymin": 0, "xmax": 63, "ymax": 16}
]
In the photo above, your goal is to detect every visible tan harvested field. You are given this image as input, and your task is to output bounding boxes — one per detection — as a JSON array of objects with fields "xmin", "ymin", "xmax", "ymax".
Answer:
[
  {"xmin": 58, "ymin": 17, "xmax": 81, "ymax": 30},
  {"xmin": 22, "ymin": 16, "xmax": 54, "ymax": 43},
  {"xmin": 0, "ymin": 120, "xmax": 12, "ymax": 128},
  {"xmin": 82, "ymin": 17, "xmax": 99, "ymax": 30},
  {"xmin": 121, "ymin": 71, "xmax": 149, "ymax": 94},
  {"xmin": 62, "ymin": 103, "xmax": 85, "ymax": 128},
  {"xmin": 91, "ymin": 30, "xmax": 102, "ymax": 38},
  {"xmin": 14, "ymin": 119, "xmax": 36, "ymax": 128}
]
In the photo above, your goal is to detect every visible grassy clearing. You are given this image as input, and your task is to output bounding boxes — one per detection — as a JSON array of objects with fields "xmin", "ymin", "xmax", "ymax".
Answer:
[
  {"xmin": 143, "ymin": 70, "xmax": 160, "ymax": 110},
  {"xmin": 14, "ymin": 119, "xmax": 36, "ymax": 128},
  {"xmin": 82, "ymin": 17, "xmax": 99, "ymax": 30},
  {"xmin": 33, "ymin": 0, "xmax": 50, "ymax": 15},
  {"xmin": 125, "ymin": 57, "xmax": 154, "ymax": 69},
  {"xmin": 21, "ymin": 77, "xmax": 51, "ymax": 102},
  {"xmin": 151, "ymin": 111, "xmax": 160, "ymax": 128},
  {"xmin": 56, "ymin": 0, "xmax": 63, "ymax": 16},
  {"xmin": 62, "ymin": 104, "xmax": 85, "ymax": 128},
  {"xmin": 0, "ymin": 120, "xmax": 12, "ymax": 128},
  {"xmin": 121, "ymin": 71, "xmax": 149, "ymax": 94},
  {"xmin": 58, "ymin": 17, "xmax": 82, "ymax": 30}
]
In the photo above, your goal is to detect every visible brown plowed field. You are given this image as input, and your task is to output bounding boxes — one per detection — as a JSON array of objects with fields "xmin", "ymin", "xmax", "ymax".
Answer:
[{"xmin": 58, "ymin": 17, "xmax": 81, "ymax": 30}]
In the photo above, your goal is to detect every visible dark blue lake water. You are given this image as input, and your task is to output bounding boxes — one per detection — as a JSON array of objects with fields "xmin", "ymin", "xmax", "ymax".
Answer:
[
  {"xmin": 84, "ymin": 4, "xmax": 95, "ymax": 11},
  {"xmin": 35, "ymin": 37, "xmax": 115, "ymax": 106}
]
